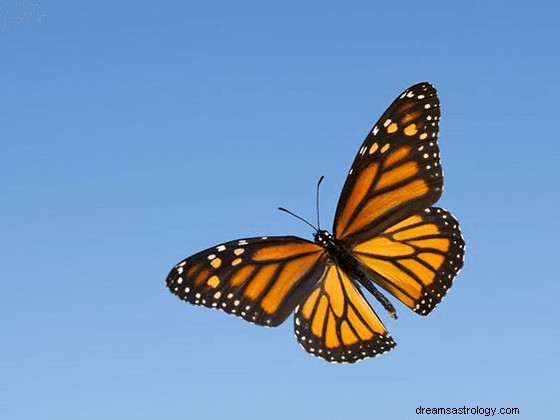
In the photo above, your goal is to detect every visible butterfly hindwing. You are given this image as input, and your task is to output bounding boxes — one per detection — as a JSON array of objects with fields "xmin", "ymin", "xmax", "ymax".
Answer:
[
  {"xmin": 294, "ymin": 263, "xmax": 396, "ymax": 363},
  {"xmin": 334, "ymin": 83, "xmax": 443, "ymax": 244},
  {"xmin": 352, "ymin": 207, "xmax": 465, "ymax": 315},
  {"xmin": 166, "ymin": 236, "xmax": 327, "ymax": 326}
]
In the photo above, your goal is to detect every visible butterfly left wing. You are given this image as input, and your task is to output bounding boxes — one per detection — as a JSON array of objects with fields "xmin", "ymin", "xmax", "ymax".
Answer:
[
  {"xmin": 167, "ymin": 236, "xmax": 327, "ymax": 326},
  {"xmin": 294, "ymin": 263, "xmax": 396, "ymax": 363},
  {"xmin": 352, "ymin": 207, "xmax": 465, "ymax": 315}
]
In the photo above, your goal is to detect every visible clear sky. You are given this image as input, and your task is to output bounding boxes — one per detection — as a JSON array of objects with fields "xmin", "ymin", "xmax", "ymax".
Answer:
[{"xmin": 2, "ymin": 1, "xmax": 559, "ymax": 419}]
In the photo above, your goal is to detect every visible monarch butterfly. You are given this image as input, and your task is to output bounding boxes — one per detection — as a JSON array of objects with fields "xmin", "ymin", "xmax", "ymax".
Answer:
[{"xmin": 166, "ymin": 82, "xmax": 465, "ymax": 363}]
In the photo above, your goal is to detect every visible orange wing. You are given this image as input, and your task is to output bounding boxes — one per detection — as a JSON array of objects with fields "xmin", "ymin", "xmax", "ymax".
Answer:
[
  {"xmin": 166, "ymin": 236, "xmax": 327, "ymax": 326},
  {"xmin": 352, "ymin": 207, "xmax": 465, "ymax": 315},
  {"xmin": 294, "ymin": 263, "xmax": 396, "ymax": 363},
  {"xmin": 334, "ymin": 83, "xmax": 443, "ymax": 245}
]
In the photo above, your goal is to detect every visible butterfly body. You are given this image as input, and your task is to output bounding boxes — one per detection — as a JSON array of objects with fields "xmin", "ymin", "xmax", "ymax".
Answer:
[
  {"xmin": 313, "ymin": 229, "xmax": 398, "ymax": 319},
  {"xmin": 167, "ymin": 82, "xmax": 465, "ymax": 363}
]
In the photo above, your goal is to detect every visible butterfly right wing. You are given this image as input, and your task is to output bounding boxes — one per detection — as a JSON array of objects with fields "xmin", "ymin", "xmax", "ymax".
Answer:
[
  {"xmin": 166, "ymin": 236, "xmax": 327, "ymax": 327},
  {"xmin": 294, "ymin": 263, "xmax": 396, "ymax": 363}
]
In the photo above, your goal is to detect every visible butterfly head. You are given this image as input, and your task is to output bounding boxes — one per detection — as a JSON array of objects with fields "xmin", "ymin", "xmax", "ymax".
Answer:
[{"xmin": 314, "ymin": 230, "xmax": 335, "ymax": 248}]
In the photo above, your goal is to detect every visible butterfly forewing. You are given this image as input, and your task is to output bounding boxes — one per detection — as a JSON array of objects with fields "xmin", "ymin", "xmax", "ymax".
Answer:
[
  {"xmin": 352, "ymin": 207, "xmax": 465, "ymax": 315},
  {"xmin": 334, "ymin": 83, "xmax": 443, "ymax": 244},
  {"xmin": 294, "ymin": 263, "xmax": 396, "ymax": 363},
  {"xmin": 166, "ymin": 236, "xmax": 327, "ymax": 326}
]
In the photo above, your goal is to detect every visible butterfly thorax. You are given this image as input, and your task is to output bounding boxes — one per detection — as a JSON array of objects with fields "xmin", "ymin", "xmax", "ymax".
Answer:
[
  {"xmin": 314, "ymin": 229, "xmax": 398, "ymax": 319},
  {"xmin": 314, "ymin": 230, "xmax": 365, "ymax": 279}
]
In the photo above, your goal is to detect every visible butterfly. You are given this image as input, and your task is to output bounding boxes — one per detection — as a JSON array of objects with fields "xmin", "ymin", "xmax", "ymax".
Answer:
[{"xmin": 166, "ymin": 82, "xmax": 465, "ymax": 363}]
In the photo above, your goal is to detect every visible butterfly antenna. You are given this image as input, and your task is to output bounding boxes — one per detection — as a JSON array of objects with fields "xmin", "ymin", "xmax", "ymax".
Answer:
[
  {"xmin": 278, "ymin": 207, "xmax": 318, "ymax": 232},
  {"xmin": 316, "ymin": 175, "xmax": 324, "ymax": 231}
]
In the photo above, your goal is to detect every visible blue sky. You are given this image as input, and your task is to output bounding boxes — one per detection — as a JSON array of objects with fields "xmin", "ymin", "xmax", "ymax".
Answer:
[{"xmin": 2, "ymin": 1, "xmax": 559, "ymax": 419}]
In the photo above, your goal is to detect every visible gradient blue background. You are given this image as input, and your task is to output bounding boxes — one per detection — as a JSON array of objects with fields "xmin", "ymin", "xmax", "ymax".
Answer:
[{"xmin": 2, "ymin": 1, "xmax": 559, "ymax": 419}]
